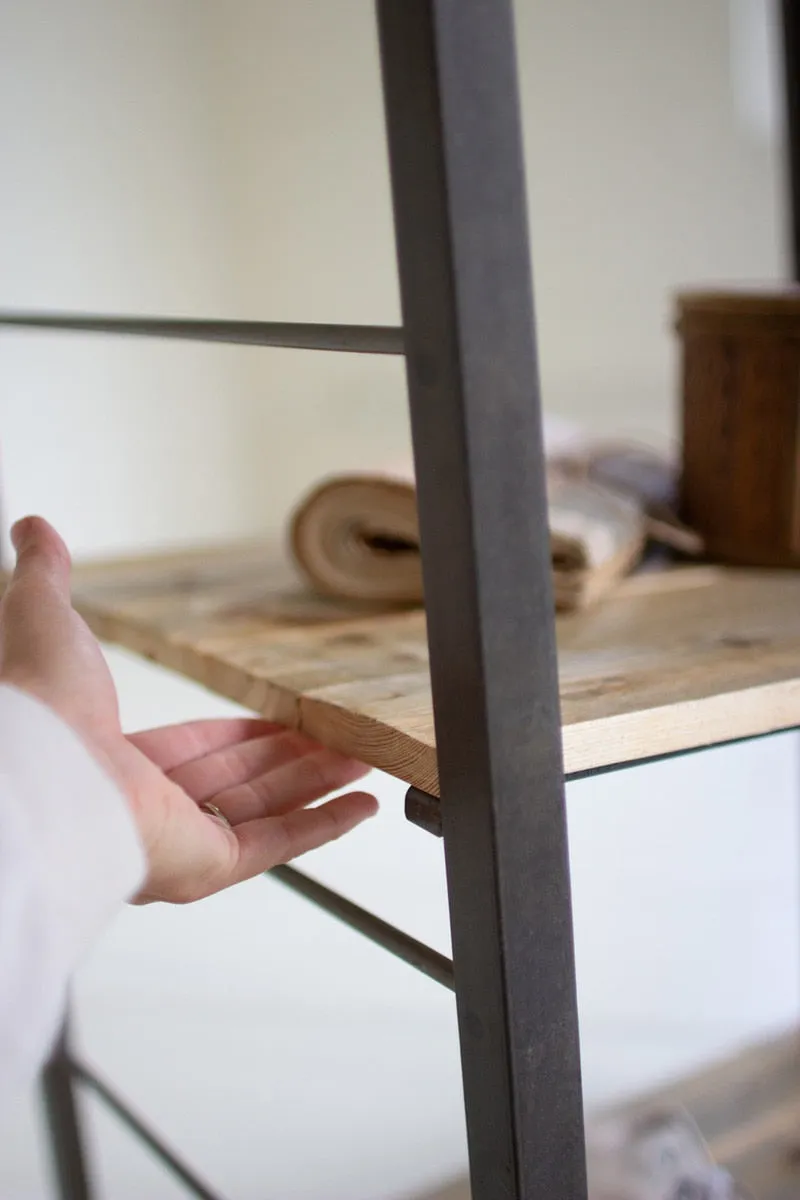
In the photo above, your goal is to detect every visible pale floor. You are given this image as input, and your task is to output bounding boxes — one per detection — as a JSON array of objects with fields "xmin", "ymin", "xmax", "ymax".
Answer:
[{"xmin": 1, "ymin": 651, "xmax": 798, "ymax": 1199}]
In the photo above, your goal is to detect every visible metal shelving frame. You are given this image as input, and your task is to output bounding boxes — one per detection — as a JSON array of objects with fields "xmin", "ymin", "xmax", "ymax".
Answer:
[{"xmin": 3, "ymin": 3, "xmax": 799, "ymax": 1198}]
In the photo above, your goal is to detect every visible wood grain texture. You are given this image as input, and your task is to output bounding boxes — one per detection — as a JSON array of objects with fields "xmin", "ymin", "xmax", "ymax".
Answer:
[
  {"xmin": 677, "ymin": 288, "xmax": 800, "ymax": 568},
  {"xmin": 67, "ymin": 543, "xmax": 800, "ymax": 791},
  {"xmin": 609, "ymin": 1030, "xmax": 800, "ymax": 1200}
]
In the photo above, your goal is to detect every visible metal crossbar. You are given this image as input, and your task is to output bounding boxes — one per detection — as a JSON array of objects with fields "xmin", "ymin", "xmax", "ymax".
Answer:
[
  {"xmin": 42, "ymin": 870, "xmax": 452, "ymax": 1200},
  {"xmin": 71, "ymin": 1060, "xmax": 227, "ymax": 1200},
  {"xmin": 0, "ymin": 312, "xmax": 404, "ymax": 355},
  {"xmin": 270, "ymin": 865, "xmax": 455, "ymax": 990}
]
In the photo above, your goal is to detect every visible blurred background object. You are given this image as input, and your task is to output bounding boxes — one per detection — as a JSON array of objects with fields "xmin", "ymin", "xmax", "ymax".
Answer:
[
  {"xmin": 0, "ymin": 2, "xmax": 797, "ymax": 1198},
  {"xmin": 678, "ymin": 287, "xmax": 800, "ymax": 569}
]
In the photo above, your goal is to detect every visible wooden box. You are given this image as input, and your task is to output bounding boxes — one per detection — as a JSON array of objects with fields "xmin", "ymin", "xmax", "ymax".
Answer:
[{"xmin": 677, "ymin": 288, "xmax": 800, "ymax": 567}]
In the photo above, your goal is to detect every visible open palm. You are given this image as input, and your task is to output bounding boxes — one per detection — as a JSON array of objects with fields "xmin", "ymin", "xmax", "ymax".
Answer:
[
  {"xmin": 124, "ymin": 718, "xmax": 375, "ymax": 903},
  {"xmin": 0, "ymin": 516, "xmax": 377, "ymax": 905}
]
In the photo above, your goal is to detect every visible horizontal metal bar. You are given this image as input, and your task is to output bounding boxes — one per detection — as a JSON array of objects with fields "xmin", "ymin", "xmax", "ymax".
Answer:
[
  {"xmin": 268, "ymin": 864, "xmax": 454, "ymax": 990},
  {"xmin": 405, "ymin": 785, "xmax": 443, "ymax": 836},
  {"xmin": 564, "ymin": 725, "xmax": 800, "ymax": 784},
  {"xmin": 70, "ymin": 1059, "xmax": 228, "ymax": 1200},
  {"xmin": 0, "ymin": 311, "xmax": 404, "ymax": 355}
]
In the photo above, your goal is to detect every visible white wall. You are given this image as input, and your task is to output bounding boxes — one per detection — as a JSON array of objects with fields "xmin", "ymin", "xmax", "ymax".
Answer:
[
  {"xmin": 0, "ymin": 3, "xmax": 797, "ymax": 1198},
  {"xmin": 208, "ymin": 0, "xmax": 787, "ymax": 447},
  {"xmin": 520, "ymin": 0, "xmax": 786, "ymax": 435},
  {"xmin": 0, "ymin": 0, "xmax": 258, "ymax": 562}
]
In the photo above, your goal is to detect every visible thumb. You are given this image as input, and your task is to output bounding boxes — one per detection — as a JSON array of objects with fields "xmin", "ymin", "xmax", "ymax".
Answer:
[{"xmin": 10, "ymin": 516, "xmax": 72, "ymax": 596}]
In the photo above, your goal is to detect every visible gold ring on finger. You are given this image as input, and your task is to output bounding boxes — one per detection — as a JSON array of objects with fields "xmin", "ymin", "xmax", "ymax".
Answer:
[{"xmin": 199, "ymin": 800, "xmax": 232, "ymax": 830}]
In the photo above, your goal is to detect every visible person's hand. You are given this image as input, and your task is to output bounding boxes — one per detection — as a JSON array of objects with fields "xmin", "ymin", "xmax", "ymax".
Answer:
[{"xmin": 0, "ymin": 516, "xmax": 378, "ymax": 903}]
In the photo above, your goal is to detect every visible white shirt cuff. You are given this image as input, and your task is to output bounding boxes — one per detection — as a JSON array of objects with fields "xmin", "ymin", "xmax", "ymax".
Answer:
[{"xmin": 0, "ymin": 685, "xmax": 146, "ymax": 964}]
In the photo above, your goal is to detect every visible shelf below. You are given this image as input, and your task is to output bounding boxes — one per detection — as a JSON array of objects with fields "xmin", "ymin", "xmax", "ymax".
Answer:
[
  {"xmin": 610, "ymin": 1030, "xmax": 800, "ymax": 1199},
  {"xmin": 69, "ymin": 543, "xmax": 800, "ymax": 792}
]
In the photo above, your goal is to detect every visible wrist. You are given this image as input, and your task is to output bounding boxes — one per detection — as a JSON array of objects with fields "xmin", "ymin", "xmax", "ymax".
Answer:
[{"xmin": 0, "ymin": 673, "xmax": 141, "ymax": 828}]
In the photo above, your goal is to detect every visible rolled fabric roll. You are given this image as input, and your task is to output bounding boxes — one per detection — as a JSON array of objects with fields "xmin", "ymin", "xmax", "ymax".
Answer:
[
  {"xmin": 289, "ymin": 461, "xmax": 646, "ymax": 613},
  {"xmin": 290, "ymin": 469, "xmax": 422, "ymax": 605}
]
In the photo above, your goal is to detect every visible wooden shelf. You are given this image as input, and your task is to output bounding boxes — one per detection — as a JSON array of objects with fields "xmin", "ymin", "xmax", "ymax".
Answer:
[
  {"xmin": 610, "ymin": 1030, "xmax": 800, "ymax": 1199},
  {"xmin": 71, "ymin": 543, "xmax": 800, "ymax": 792}
]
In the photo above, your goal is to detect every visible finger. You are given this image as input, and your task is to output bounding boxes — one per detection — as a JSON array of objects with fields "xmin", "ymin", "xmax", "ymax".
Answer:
[
  {"xmin": 231, "ymin": 791, "xmax": 379, "ymax": 882},
  {"xmin": 166, "ymin": 729, "xmax": 327, "ymax": 802},
  {"xmin": 213, "ymin": 750, "xmax": 371, "ymax": 824},
  {"xmin": 8, "ymin": 516, "xmax": 71, "ymax": 596},
  {"xmin": 128, "ymin": 718, "xmax": 282, "ymax": 772},
  {"xmin": 0, "ymin": 518, "xmax": 77, "ymax": 679}
]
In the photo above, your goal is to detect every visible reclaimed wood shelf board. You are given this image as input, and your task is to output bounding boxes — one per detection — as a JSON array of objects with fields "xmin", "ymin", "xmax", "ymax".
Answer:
[
  {"xmin": 610, "ymin": 1030, "xmax": 800, "ymax": 1200},
  {"xmin": 70, "ymin": 543, "xmax": 800, "ymax": 793}
]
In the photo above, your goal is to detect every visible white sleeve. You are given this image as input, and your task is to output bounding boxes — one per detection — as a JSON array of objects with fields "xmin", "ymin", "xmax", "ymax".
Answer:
[{"xmin": 0, "ymin": 685, "xmax": 146, "ymax": 1104}]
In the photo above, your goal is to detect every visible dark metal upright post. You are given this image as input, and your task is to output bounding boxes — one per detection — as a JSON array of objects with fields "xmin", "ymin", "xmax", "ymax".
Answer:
[
  {"xmin": 41, "ymin": 1024, "xmax": 93, "ymax": 1200},
  {"xmin": 781, "ymin": 0, "xmax": 800, "ymax": 280},
  {"xmin": 377, "ymin": 3, "xmax": 586, "ymax": 1198}
]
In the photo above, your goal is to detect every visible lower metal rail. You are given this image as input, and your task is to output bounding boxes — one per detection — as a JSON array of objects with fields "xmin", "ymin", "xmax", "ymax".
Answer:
[
  {"xmin": 70, "ymin": 1060, "xmax": 227, "ymax": 1200},
  {"xmin": 268, "ymin": 864, "xmax": 455, "ymax": 991}
]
